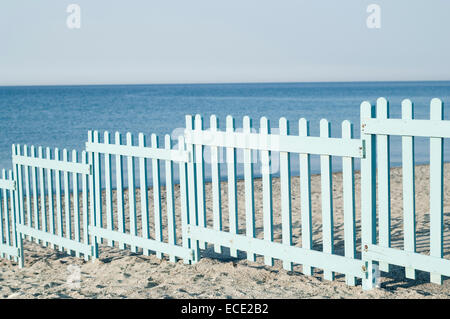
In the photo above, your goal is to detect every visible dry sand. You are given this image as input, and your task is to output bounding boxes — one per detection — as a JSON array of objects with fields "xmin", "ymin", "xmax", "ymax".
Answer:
[{"xmin": 1, "ymin": 163, "xmax": 450, "ymax": 299}]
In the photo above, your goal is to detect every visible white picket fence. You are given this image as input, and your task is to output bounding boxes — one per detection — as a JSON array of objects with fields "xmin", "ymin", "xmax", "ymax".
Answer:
[
  {"xmin": 0, "ymin": 97, "xmax": 448, "ymax": 291},
  {"xmin": 361, "ymin": 98, "xmax": 450, "ymax": 289},
  {"xmin": 85, "ymin": 130, "xmax": 193, "ymax": 262},
  {"xmin": 183, "ymin": 114, "xmax": 365, "ymax": 285},
  {"xmin": 0, "ymin": 169, "xmax": 19, "ymax": 260},
  {"xmin": 12, "ymin": 145, "xmax": 92, "ymax": 266}
]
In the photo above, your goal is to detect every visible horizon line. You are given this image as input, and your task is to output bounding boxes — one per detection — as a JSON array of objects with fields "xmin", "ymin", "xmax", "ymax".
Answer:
[{"xmin": 1, "ymin": 79, "xmax": 450, "ymax": 88}]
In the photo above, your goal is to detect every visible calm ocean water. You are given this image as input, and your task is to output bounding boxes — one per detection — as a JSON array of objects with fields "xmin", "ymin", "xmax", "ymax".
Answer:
[{"xmin": 1, "ymin": 81, "xmax": 450, "ymax": 182}]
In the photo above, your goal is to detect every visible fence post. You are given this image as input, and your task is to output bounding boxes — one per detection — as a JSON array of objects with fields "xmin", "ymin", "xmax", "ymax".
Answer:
[{"xmin": 361, "ymin": 101, "xmax": 377, "ymax": 290}]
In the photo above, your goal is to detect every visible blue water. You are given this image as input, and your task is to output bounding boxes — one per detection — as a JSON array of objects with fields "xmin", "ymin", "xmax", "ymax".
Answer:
[{"xmin": 1, "ymin": 81, "xmax": 450, "ymax": 181}]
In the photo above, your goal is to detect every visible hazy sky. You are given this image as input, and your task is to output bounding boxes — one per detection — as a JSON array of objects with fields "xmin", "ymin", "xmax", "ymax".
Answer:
[{"xmin": 1, "ymin": 0, "xmax": 449, "ymax": 85}]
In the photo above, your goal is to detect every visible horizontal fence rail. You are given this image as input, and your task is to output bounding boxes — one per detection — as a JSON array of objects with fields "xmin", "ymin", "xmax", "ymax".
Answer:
[
  {"xmin": 184, "ymin": 129, "xmax": 365, "ymax": 158},
  {"xmin": 0, "ymin": 97, "xmax": 447, "ymax": 292}
]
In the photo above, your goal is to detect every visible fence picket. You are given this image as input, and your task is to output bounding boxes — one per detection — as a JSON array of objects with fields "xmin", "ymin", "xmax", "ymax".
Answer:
[
  {"xmin": 126, "ymin": 132, "xmax": 138, "ymax": 253},
  {"xmin": 13, "ymin": 146, "xmax": 22, "ymax": 226},
  {"xmin": 93, "ymin": 131, "xmax": 103, "ymax": 245},
  {"xmin": 151, "ymin": 134, "xmax": 163, "ymax": 258},
  {"xmin": 88, "ymin": 131, "xmax": 99, "ymax": 258},
  {"xmin": 195, "ymin": 115, "xmax": 206, "ymax": 249},
  {"xmin": 24, "ymin": 145, "xmax": 31, "ymax": 231},
  {"xmin": 401, "ymin": 99, "xmax": 416, "ymax": 279},
  {"xmin": 260, "ymin": 117, "xmax": 273, "ymax": 266},
  {"xmin": 38, "ymin": 147, "xmax": 47, "ymax": 239},
  {"xmin": 72, "ymin": 150, "xmax": 81, "ymax": 257},
  {"xmin": 82, "ymin": 151, "xmax": 89, "ymax": 261},
  {"xmin": 299, "ymin": 118, "xmax": 313, "ymax": 276},
  {"xmin": 104, "ymin": 132, "xmax": 114, "ymax": 247},
  {"xmin": 178, "ymin": 136, "xmax": 192, "ymax": 264},
  {"xmin": 210, "ymin": 115, "xmax": 223, "ymax": 254},
  {"xmin": 165, "ymin": 135, "xmax": 176, "ymax": 262},
  {"xmin": 361, "ymin": 101, "xmax": 377, "ymax": 290},
  {"xmin": 320, "ymin": 119, "xmax": 334, "ymax": 281},
  {"xmin": 376, "ymin": 98, "xmax": 391, "ymax": 272},
  {"xmin": 361, "ymin": 101, "xmax": 377, "ymax": 243},
  {"xmin": 243, "ymin": 116, "xmax": 256, "ymax": 262},
  {"xmin": 342, "ymin": 120, "xmax": 356, "ymax": 286},
  {"xmin": 430, "ymin": 98, "xmax": 444, "ymax": 285},
  {"xmin": 13, "ymin": 145, "xmax": 24, "ymax": 266},
  {"xmin": 139, "ymin": 133, "xmax": 149, "ymax": 255},
  {"xmin": 185, "ymin": 115, "xmax": 200, "ymax": 261},
  {"xmin": 63, "ymin": 149, "xmax": 72, "ymax": 245},
  {"xmin": 46, "ymin": 147, "xmax": 56, "ymax": 249},
  {"xmin": 279, "ymin": 117, "xmax": 292, "ymax": 271},
  {"xmin": 8, "ymin": 170, "xmax": 16, "ymax": 259},
  {"xmin": 115, "ymin": 132, "xmax": 126, "ymax": 249},
  {"xmin": 226, "ymin": 115, "xmax": 238, "ymax": 258},
  {"xmin": 31, "ymin": 146, "xmax": 39, "ymax": 241},
  {"xmin": 55, "ymin": 148, "xmax": 64, "ymax": 251}
]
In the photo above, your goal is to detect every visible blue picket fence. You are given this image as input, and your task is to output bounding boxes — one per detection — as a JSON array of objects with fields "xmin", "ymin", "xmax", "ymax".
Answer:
[
  {"xmin": 12, "ymin": 145, "xmax": 92, "ymax": 266},
  {"xmin": 361, "ymin": 98, "xmax": 450, "ymax": 289},
  {"xmin": 183, "ymin": 114, "xmax": 365, "ymax": 285},
  {"xmin": 85, "ymin": 130, "xmax": 193, "ymax": 262},
  {"xmin": 0, "ymin": 97, "xmax": 448, "ymax": 291}
]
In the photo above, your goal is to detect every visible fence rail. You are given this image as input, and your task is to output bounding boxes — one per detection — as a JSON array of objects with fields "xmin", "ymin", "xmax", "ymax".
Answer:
[{"xmin": 0, "ymin": 97, "xmax": 448, "ymax": 291}]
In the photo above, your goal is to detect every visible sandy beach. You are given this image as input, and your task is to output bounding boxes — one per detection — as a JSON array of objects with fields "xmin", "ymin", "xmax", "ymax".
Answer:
[{"xmin": 1, "ymin": 163, "xmax": 449, "ymax": 299}]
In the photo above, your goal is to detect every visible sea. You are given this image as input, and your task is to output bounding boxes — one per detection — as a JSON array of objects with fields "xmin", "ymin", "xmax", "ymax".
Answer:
[{"xmin": 1, "ymin": 81, "xmax": 450, "ymax": 183}]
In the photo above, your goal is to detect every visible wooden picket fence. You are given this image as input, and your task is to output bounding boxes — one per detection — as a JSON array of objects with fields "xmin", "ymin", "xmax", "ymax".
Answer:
[
  {"xmin": 0, "ymin": 168, "xmax": 19, "ymax": 260},
  {"xmin": 84, "ymin": 130, "xmax": 193, "ymax": 263},
  {"xmin": 12, "ymin": 144, "xmax": 93, "ymax": 266},
  {"xmin": 361, "ymin": 98, "xmax": 450, "ymax": 289},
  {"xmin": 183, "ymin": 114, "xmax": 365, "ymax": 285},
  {"xmin": 0, "ymin": 97, "xmax": 448, "ymax": 291}
]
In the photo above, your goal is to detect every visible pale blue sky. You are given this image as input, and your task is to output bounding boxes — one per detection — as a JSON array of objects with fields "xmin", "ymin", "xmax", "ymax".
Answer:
[{"xmin": 1, "ymin": 0, "xmax": 449, "ymax": 85}]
